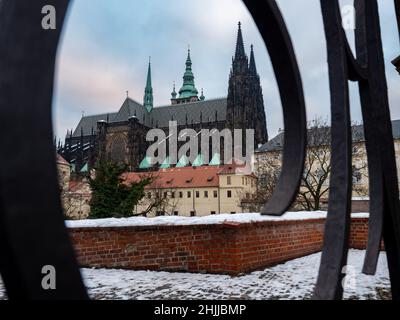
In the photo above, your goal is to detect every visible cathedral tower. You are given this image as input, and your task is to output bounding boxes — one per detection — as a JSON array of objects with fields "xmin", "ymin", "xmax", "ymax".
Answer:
[
  {"xmin": 226, "ymin": 22, "xmax": 268, "ymax": 148},
  {"xmin": 172, "ymin": 48, "xmax": 201, "ymax": 105},
  {"xmin": 248, "ymin": 45, "xmax": 268, "ymax": 145}
]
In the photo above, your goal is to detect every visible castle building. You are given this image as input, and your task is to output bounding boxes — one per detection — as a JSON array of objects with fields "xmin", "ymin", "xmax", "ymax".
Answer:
[
  {"xmin": 58, "ymin": 23, "xmax": 268, "ymax": 172},
  {"xmin": 124, "ymin": 163, "xmax": 257, "ymax": 217}
]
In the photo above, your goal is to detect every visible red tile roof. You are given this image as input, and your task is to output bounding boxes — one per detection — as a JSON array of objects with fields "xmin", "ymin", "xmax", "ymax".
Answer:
[
  {"xmin": 56, "ymin": 154, "xmax": 70, "ymax": 165},
  {"xmin": 218, "ymin": 162, "xmax": 249, "ymax": 175},
  {"xmin": 124, "ymin": 166, "xmax": 220, "ymax": 189},
  {"xmin": 123, "ymin": 164, "xmax": 252, "ymax": 189},
  {"xmin": 68, "ymin": 180, "xmax": 91, "ymax": 195}
]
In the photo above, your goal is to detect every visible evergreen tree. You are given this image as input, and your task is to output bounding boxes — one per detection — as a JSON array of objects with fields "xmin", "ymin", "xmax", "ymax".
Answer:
[{"xmin": 88, "ymin": 162, "xmax": 150, "ymax": 218}]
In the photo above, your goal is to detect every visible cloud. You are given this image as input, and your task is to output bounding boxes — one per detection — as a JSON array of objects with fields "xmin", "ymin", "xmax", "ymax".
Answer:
[
  {"xmin": 57, "ymin": 53, "xmax": 131, "ymax": 111},
  {"xmin": 52, "ymin": 0, "xmax": 400, "ymax": 141},
  {"xmin": 53, "ymin": 44, "xmax": 145, "ymax": 138}
]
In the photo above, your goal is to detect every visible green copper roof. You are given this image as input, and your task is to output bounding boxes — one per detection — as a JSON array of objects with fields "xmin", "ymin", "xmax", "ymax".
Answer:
[
  {"xmin": 171, "ymin": 82, "xmax": 177, "ymax": 99},
  {"xmin": 143, "ymin": 59, "xmax": 153, "ymax": 112},
  {"xmin": 160, "ymin": 157, "xmax": 170, "ymax": 169},
  {"xmin": 192, "ymin": 154, "xmax": 204, "ymax": 167},
  {"xmin": 139, "ymin": 156, "xmax": 152, "ymax": 169},
  {"xmin": 80, "ymin": 163, "xmax": 88, "ymax": 173},
  {"xmin": 199, "ymin": 88, "xmax": 205, "ymax": 101},
  {"xmin": 176, "ymin": 155, "xmax": 189, "ymax": 167},
  {"xmin": 178, "ymin": 49, "xmax": 199, "ymax": 99},
  {"xmin": 209, "ymin": 153, "xmax": 221, "ymax": 166}
]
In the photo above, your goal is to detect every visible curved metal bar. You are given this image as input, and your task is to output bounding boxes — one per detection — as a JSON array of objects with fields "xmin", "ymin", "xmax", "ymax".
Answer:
[
  {"xmin": 361, "ymin": 0, "xmax": 400, "ymax": 299},
  {"xmin": 395, "ymin": 0, "xmax": 400, "ymax": 39},
  {"xmin": 0, "ymin": 0, "xmax": 397, "ymax": 302},
  {"xmin": 242, "ymin": 0, "xmax": 307, "ymax": 216},
  {"xmin": 313, "ymin": 0, "xmax": 353, "ymax": 300},
  {"xmin": 315, "ymin": 0, "xmax": 400, "ymax": 299},
  {"xmin": 353, "ymin": 0, "xmax": 385, "ymax": 276},
  {"xmin": 0, "ymin": 0, "xmax": 88, "ymax": 299},
  {"xmin": 344, "ymin": 41, "xmax": 368, "ymax": 81}
]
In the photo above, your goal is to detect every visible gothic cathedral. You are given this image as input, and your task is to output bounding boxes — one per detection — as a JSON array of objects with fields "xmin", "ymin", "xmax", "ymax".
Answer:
[{"xmin": 58, "ymin": 23, "xmax": 268, "ymax": 172}]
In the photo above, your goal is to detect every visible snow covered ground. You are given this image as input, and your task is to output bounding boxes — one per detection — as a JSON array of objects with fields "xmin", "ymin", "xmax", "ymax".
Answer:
[
  {"xmin": 66, "ymin": 211, "xmax": 369, "ymax": 228},
  {"xmin": 0, "ymin": 250, "xmax": 390, "ymax": 300}
]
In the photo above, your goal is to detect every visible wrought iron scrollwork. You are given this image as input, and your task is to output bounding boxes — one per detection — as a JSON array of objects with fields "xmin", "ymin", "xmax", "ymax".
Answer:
[
  {"xmin": 246, "ymin": 0, "xmax": 400, "ymax": 299},
  {"xmin": 242, "ymin": 0, "xmax": 307, "ymax": 216},
  {"xmin": 0, "ymin": 0, "xmax": 399, "ymax": 301},
  {"xmin": 315, "ymin": 0, "xmax": 400, "ymax": 300}
]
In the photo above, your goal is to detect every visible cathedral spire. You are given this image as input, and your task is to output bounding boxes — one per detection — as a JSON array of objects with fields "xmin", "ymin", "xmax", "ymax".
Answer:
[
  {"xmin": 171, "ymin": 81, "xmax": 177, "ymax": 99},
  {"xmin": 200, "ymin": 88, "xmax": 205, "ymax": 101},
  {"xmin": 232, "ymin": 22, "xmax": 248, "ymax": 75},
  {"xmin": 249, "ymin": 45, "xmax": 258, "ymax": 76},
  {"xmin": 178, "ymin": 47, "xmax": 199, "ymax": 101},
  {"xmin": 143, "ymin": 57, "xmax": 153, "ymax": 112},
  {"xmin": 235, "ymin": 22, "xmax": 246, "ymax": 60}
]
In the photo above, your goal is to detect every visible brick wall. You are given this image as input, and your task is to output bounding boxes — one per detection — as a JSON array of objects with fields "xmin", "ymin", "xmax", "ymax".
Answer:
[{"xmin": 69, "ymin": 218, "xmax": 372, "ymax": 275}]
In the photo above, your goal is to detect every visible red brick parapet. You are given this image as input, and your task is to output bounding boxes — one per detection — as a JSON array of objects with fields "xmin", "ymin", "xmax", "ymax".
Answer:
[{"xmin": 69, "ymin": 217, "xmax": 372, "ymax": 275}]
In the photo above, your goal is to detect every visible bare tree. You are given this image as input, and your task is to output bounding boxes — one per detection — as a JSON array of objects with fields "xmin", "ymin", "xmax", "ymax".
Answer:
[
  {"xmin": 254, "ymin": 118, "xmax": 368, "ymax": 212},
  {"xmin": 133, "ymin": 172, "xmax": 180, "ymax": 217},
  {"xmin": 61, "ymin": 184, "xmax": 91, "ymax": 220},
  {"xmin": 297, "ymin": 118, "xmax": 368, "ymax": 211},
  {"xmin": 259, "ymin": 153, "xmax": 282, "ymax": 201},
  {"xmin": 246, "ymin": 152, "xmax": 281, "ymax": 210},
  {"xmin": 61, "ymin": 191, "xmax": 88, "ymax": 220}
]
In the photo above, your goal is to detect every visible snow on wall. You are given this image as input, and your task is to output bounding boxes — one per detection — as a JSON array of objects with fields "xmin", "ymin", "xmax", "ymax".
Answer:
[{"xmin": 66, "ymin": 211, "xmax": 370, "ymax": 229}]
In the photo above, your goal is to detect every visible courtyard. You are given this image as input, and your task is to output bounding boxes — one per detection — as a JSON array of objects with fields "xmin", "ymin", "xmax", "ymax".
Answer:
[{"xmin": 0, "ymin": 250, "xmax": 389, "ymax": 300}]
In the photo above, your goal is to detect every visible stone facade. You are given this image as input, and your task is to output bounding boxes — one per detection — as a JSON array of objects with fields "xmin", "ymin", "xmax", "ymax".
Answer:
[
  {"xmin": 62, "ymin": 179, "xmax": 91, "ymax": 220},
  {"xmin": 227, "ymin": 25, "xmax": 268, "ymax": 150},
  {"xmin": 124, "ymin": 164, "xmax": 257, "ymax": 217},
  {"xmin": 56, "ymin": 154, "xmax": 91, "ymax": 220},
  {"xmin": 254, "ymin": 121, "xmax": 400, "ymax": 211},
  {"xmin": 56, "ymin": 154, "xmax": 71, "ymax": 190}
]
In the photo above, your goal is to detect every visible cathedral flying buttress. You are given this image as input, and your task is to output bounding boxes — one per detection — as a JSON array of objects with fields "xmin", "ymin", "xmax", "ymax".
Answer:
[{"xmin": 58, "ymin": 23, "xmax": 268, "ymax": 173}]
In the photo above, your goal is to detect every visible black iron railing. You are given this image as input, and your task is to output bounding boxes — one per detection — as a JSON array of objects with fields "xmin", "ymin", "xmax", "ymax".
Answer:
[
  {"xmin": 247, "ymin": 0, "xmax": 400, "ymax": 300},
  {"xmin": 0, "ymin": 0, "xmax": 399, "ymax": 300}
]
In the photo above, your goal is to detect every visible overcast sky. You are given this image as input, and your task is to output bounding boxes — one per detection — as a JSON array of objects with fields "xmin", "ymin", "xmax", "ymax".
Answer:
[{"xmin": 53, "ymin": 0, "xmax": 399, "ymax": 141}]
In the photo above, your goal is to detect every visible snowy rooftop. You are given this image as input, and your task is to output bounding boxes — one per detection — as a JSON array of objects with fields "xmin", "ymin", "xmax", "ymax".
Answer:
[{"xmin": 66, "ymin": 211, "xmax": 369, "ymax": 229}]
